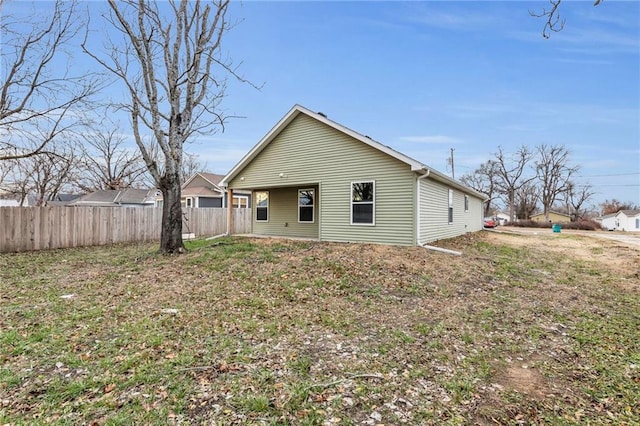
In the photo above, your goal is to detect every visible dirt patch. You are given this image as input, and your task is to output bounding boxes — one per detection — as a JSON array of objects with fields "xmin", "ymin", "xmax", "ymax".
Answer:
[
  {"xmin": 484, "ymin": 228, "xmax": 640, "ymax": 286},
  {"xmin": 498, "ymin": 363, "xmax": 548, "ymax": 399}
]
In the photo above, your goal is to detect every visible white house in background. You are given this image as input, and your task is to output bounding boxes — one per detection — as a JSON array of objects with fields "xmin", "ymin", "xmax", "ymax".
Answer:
[
  {"xmin": 601, "ymin": 209, "xmax": 640, "ymax": 232},
  {"xmin": 495, "ymin": 212, "xmax": 510, "ymax": 225}
]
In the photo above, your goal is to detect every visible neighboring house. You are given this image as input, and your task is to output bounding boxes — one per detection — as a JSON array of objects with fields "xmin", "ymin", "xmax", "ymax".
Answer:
[
  {"xmin": 0, "ymin": 193, "xmax": 36, "ymax": 206},
  {"xmin": 530, "ymin": 211, "xmax": 572, "ymax": 223},
  {"xmin": 600, "ymin": 210, "xmax": 640, "ymax": 232},
  {"xmin": 176, "ymin": 172, "xmax": 251, "ymax": 209},
  {"xmin": 221, "ymin": 104, "xmax": 487, "ymax": 246},
  {"xmin": 69, "ymin": 188, "xmax": 156, "ymax": 207},
  {"xmin": 599, "ymin": 213, "xmax": 617, "ymax": 231},
  {"xmin": 44, "ymin": 194, "xmax": 83, "ymax": 206},
  {"xmin": 495, "ymin": 212, "xmax": 510, "ymax": 225},
  {"xmin": 0, "ymin": 193, "xmax": 21, "ymax": 207}
]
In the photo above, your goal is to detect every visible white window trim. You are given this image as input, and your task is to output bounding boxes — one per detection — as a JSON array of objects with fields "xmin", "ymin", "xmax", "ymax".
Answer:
[
  {"xmin": 350, "ymin": 180, "xmax": 375, "ymax": 226},
  {"xmin": 233, "ymin": 195, "xmax": 249, "ymax": 209},
  {"xmin": 298, "ymin": 188, "xmax": 315, "ymax": 223},
  {"xmin": 255, "ymin": 191, "xmax": 269, "ymax": 222}
]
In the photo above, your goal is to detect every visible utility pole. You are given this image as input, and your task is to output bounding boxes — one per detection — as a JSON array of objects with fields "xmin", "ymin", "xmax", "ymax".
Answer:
[{"xmin": 448, "ymin": 148, "xmax": 455, "ymax": 180}]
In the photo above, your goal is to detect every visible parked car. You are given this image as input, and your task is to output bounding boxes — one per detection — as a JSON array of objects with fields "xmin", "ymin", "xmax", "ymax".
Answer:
[{"xmin": 483, "ymin": 217, "xmax": 497, "ymax": 228}]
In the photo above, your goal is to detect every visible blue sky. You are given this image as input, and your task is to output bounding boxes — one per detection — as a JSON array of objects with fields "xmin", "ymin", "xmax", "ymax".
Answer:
[
  {"xmin": 207, "ymin": 0, "xmax": 639, "ymax": 208},
  {"xmin": 7, "ymin": 1, "xmax": 640, "ymax": 207}
]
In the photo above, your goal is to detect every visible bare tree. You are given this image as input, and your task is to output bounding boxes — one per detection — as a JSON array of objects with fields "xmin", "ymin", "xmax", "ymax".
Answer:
[
  {"xmin": 77, "ymin": 122, "xmax": 148, "ymax": 191},
  {"xmin": 1, "ymin": 1, "xmax": 97, "ymax": 161},
  {"xmin": 564, "ymin": 182, "xmax": 595, "ymax": 220},
  {"xmin": 3, "ymin": 142, "xmax": 78, "ymax": 205},
  {"xmin": 530, "ymin": 0, "xmax": 604, "ymax": 39},
  {"xmin": 535, "ymin": 144, "xmax": 578, "ymax": 222},
  {"xmin": 493, "ymin": 146, "xmax": 536, "ymax": 222},
  {"xmin": 514, "ymin": 180, "xmax": 540, "ymax": 220},
  {"xmin": 28, "ymin": 149, "xmax": 78, "ymax": 206},
  {"xmin": 460, "ymin": 160, "xmax": 500, "ymax": 217},
  {"xmin": 84, "ymin": 0, "xmax": 250, "ymax": 254},
  {"xmin": 180, "ymin": 152, "xmax": 207, "ymax": 183},
  {"xmin": 600, "ymin": 199, "xmax": 639, "ymax": 215}
]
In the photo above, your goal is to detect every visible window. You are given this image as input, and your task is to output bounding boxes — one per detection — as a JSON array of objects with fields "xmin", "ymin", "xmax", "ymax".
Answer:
[
  {"xmin": 186, "ymin": 197, "xmax": 193, "ymax": 208},
  {"xmin": 636, "ymin": 218, "xmax": 639, "ymax": 229},
  {"xmin": 351, "ymin": 181, "xmax": 375, "ymax": 225},
  {"xmin": 255, "ymin": 191, "xmax": 269, "ymax": 222},
  {"xmin": 233, "ymin": 195, "xmax": 249, "ymax": 209},
  {"xmin": 298, "ymin": 189, "xmax": 314, "ymax": 222},
  {"xmin": 448, "ymin": 189, "xmax": 453, "ymax": 223},
  {"xmin": 464, "ymin": 195, "xmax": 469, "ymax": 212}
]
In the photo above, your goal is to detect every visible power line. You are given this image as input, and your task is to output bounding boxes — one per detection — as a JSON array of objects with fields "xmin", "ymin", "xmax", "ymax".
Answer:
[
  {"xmin": 573, "ymin": 184, "xmax": 640, "ymax": 187},
  {"xmin": 576, "ymin": 172, "xmax": 640, "ymax": 178}
]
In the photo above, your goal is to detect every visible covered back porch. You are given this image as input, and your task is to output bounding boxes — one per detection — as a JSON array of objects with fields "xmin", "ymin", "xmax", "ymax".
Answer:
[{"xmin": 228, "ymin": 185, "xmax": 319, "ymax": 240}]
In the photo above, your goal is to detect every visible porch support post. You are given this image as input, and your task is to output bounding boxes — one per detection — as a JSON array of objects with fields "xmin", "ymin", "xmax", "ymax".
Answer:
[{"xmin": 227, "ymin": 188, "xmax": 234, "ymax": 235}]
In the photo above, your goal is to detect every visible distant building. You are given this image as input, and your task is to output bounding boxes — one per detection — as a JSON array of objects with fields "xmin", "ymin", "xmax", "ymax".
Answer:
[
  {"xmin": 530, "ymin": 211, "xmax": 572, "ymax": 223},
  {"xmin": 69, "ymin": 188, "xmax": 156, "ymax": 207}
]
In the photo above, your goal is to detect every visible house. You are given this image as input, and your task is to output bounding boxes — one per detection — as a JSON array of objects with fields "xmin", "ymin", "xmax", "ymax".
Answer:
[
  {"xmin": 69, "ymin": 188, "xmax": 156, "ymax": 207},
  {"xmin": 177, "ymin": 172, "xmax": 251, "ymax": 209},
  {"xmin": 530, "ymin": 211, "xmax": 572, "ymax": 223},
  {"xmin": 495, "ymin": 212, "xmax": 510, "ymax": 225},
  {"xmin": 600, "ymin": 210, "xmax": 640, "ymax": 232},
  {"xmin": 0, "ymin": 192, "xmax": 36, "ymax": 206},
  {"xmin": 599, "ymin": 212, "xmax": 617, "ymax": 231},
  {"xmin": 221, "ymin": 104, "xmax": 487, "ymax": 246},
  {"xmin": 44, "ymin": 193, "xmax": 83, "ymax": 206}
]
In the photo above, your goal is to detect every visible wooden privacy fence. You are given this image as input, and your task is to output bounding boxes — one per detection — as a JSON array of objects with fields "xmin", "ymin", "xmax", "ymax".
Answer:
[{"xmin": 0, "ymin": 207, "xmax": 251, "ymax": 253}]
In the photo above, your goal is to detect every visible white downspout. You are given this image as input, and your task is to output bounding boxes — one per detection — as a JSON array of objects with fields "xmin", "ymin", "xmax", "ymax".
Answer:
[
  {"xmin": 416, "ymin": 168, "xmax": 430, "ymax": 245},
  {"xmin": 221, "ymin": 186, "xmax": 230, "ymax": 236}
]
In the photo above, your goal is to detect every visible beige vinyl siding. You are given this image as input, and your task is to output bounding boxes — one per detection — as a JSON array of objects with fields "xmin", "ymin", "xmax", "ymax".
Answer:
[
  {"xmin": 229, "ymin": 114, "xmax": 416, "ymax": 246},
  {"xmin": 419, "ymin": 178, "xmax": 482, "ymax": 243},
  {"xmin": 252, "ymin": 186, "xmax": 318, "ymax": 239},
  {"xmin": 185, "ymin": 175, "xmax": 211, "ymax": 189},
  {"xmin": 465, "ymin": 194, "xmax": 484, "ymax": 233}
]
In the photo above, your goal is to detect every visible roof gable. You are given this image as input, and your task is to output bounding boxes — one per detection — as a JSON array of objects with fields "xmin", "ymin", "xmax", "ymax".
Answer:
[
  {"xmin": 617, "ymin": 209, "xmax": 640, "ymax": 218},
  {"xmin": 221, "ymin": 104, "xmax": 487, "ymax": 200},
  {"xmin": 183, "ymin": 172, "xmax": 225, "ymax": 193}
]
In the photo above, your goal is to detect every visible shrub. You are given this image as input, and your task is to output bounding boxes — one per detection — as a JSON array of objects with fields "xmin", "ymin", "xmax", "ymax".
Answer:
[{"xmin": 510, "ymin": 219, "xmax": 601, "ymax": 231}]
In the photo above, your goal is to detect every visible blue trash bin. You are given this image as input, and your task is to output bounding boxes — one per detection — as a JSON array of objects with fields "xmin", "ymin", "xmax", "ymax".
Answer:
[{"xmin": 552, "ymin": 224, "xmax": 562, "ymax": 233}]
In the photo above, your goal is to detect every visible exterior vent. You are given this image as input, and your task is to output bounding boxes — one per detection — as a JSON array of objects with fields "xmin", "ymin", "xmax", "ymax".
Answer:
[{"xmin": 317, "ymin": 111, "xmax": 327, "ymax": 118}]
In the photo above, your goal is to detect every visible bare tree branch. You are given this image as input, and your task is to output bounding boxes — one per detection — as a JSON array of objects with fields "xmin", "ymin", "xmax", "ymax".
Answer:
[
  {"xmin": 530, "ymin": 0, "xmax": 565, "ymax": 39},
  {"xmin": 0, "ymin": 0, "xmax": 99, "ymax": 162},
  {"xmin": 493, "ymin": 146, "xmax": 536, "ymax": 222},
  {"xmin": 531, "ymin": 0, "xmax": 605, "ymax": 39},
  {"xmin": 76, "ymin": 119, "xmax": 149, "ymax": 191},
  {"xmin": 84, "ymin": 0, "xmax": 255, "ymax": 254},
  {"xmin": 535, "ymin": 144, "xmax": 579, "ymax": 221}
]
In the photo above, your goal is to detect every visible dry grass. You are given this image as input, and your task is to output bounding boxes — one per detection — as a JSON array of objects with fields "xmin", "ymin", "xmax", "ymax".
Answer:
[{"xmin": 1, "ymin": 231, "xmax": 638, "ymax": 425}]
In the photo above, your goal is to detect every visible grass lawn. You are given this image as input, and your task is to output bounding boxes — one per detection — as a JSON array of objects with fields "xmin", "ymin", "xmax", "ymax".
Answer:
[{"xmin": 1, "ymin": 232, "xmax": 639, "ymax": 425}]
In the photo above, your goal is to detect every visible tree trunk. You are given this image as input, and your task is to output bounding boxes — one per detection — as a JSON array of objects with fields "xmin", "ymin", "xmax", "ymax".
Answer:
[
  {"xmin": 159, "ymin": 172, "xmax": 184, "ymax": 254},
  {"xmin": 508, "ymin": 189, "xmax": 516, "ymax": 223}
]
